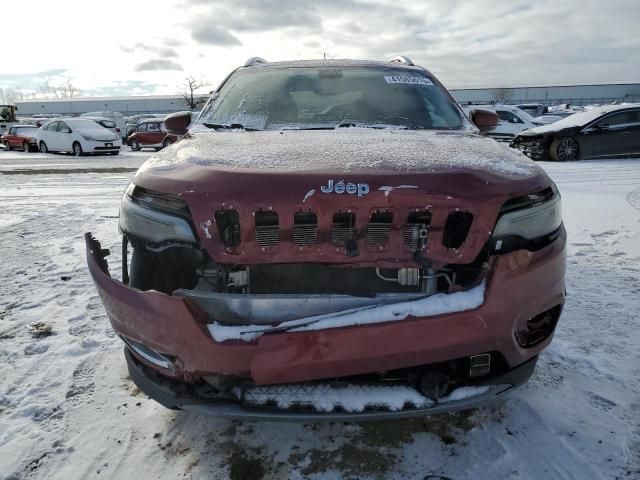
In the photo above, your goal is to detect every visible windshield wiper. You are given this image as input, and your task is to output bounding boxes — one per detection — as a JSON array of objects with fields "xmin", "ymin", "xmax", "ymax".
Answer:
[{"xmin": 202, "ymin": 122, "xmax": 261, "ymax": 131}]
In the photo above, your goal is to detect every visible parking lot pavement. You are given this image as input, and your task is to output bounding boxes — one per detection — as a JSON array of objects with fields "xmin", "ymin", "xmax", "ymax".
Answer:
[
  {"xmin": 0, "ymin": 149, "xmax": 153, "ymax": 174},
  {"xmin": 0, "ymin": 159, "xmax": 639, "ymax": 480}
]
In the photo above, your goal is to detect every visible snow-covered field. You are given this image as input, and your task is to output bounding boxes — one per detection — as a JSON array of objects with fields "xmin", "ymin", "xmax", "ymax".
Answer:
[{"xmin": 0, "ymin": 150, "xmax": 639, "ymax": 480}]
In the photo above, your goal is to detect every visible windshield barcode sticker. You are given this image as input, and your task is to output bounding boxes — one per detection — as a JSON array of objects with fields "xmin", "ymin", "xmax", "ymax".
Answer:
[{"xmin": 384, "ymin": 76, "xmax": 434, "ymax": 86}]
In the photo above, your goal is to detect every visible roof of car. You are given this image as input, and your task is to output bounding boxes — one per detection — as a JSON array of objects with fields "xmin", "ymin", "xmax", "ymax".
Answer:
[{"xmin": 242, "ymin": 59, "xmax": 425, "ymax": 71}]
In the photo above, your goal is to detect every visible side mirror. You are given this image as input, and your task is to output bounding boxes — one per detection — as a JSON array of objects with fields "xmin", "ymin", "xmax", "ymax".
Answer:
[
  {"xmin": 164, "ymin": 111, "xmax": 192, "ymax": 136},
  {"xmin": 469, "ymin": 108, "xmax": 499, "ymax": 133}
]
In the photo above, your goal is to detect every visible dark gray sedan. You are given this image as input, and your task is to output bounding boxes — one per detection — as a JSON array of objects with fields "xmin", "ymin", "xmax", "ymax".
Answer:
[{"xmin": 511, "ymin": 104, "xmax": 640, "ymax": 161}]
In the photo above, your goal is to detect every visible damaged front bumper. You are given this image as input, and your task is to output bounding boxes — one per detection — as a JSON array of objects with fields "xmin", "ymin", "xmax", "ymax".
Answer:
[
  {"xmin": 125, "ymin": 346, "xmax": 538, "ymax": 421},
  {"xmin": 87, "ymin": 230, "xmax": 565, "ymax": 419}
]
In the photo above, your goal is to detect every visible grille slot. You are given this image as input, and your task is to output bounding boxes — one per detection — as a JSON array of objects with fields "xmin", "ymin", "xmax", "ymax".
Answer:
[
  {"xmin": 331, "ymin": 212, "xmax": 356, "ymax": 246},
  {"xmin": 442, "ymin": 211, "xmax": 473, "ymax": 249},
  {"xmin": 214, "ymin": 209, "xmax": 241, "ymax": 247},
  {"xmin": 255, "ymin": 211, "xmax": 280, "ymax": 247},
  {"xmin": 293, "ymin": 212, "xmax": 318, "ymax": 247},
  {"xmin": 403, "ymin": 211, "xmax": 432, "ymax": 250},
  {"xmin": 367, "ymin": 211, "xmax": 393, "ymax": 245}
]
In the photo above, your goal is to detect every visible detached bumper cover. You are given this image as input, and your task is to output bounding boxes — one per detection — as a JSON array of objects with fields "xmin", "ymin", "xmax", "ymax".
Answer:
[
  {"xmin": 125, "ymin": 346, "xmax": 538, "ymax": 421},
  {"xmin": 86, "ymin": 230, "xmax": 565, "ymax": 385}
]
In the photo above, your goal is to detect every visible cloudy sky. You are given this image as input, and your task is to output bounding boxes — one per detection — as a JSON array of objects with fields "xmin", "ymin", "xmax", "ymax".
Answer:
[{"xmin": 3, "ymin": 0, "xmax": 639, "ymax": 98}]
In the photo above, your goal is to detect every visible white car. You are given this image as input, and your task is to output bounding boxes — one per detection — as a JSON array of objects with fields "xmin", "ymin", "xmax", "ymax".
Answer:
[
  {"xmin": 464, "ymin": 105, "xmax": 541, "ymax": 142},
  {"xmin": 37, "ymin": 118, "xmax": 122, "ymax": 155},
  {"xmin": 83, "ymin": 116, "xmax": 120, "ymax": 136},
  {"xmin": 80, "ymin": 111, "xmax": 126, "ymax": 140}
]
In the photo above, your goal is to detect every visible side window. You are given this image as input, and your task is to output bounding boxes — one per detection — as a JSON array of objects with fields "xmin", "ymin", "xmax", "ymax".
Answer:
[
  {"xmin": 137, "ymin": 123, "xmax": 147, "ymax": 132},
  {"xmin": 9, "ymin": 128, "xmax": 15, "ymax": 135},
  {"xmin": 598, "ymin": 111, "xmax": 635, "ymax": 127},
  {"xmin": 147, "ymin": 122, "xmax": 160, "ymax": 132},
  {"xmin": 59, "ymin": 122, "xmax": 71, "ymax": 133},
  {"xmin": 48, "ymin": 122, "xmax": 59, "ymax": 132},
  {"xmin": 497, "ymin": 110, "xmax": 523, "ymax": 124}
]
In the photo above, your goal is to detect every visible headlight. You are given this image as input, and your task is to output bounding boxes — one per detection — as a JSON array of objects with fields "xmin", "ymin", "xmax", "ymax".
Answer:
[
  {"xmin": 491, "ymin": 187, "xmax": 562, "ymax": 252},
  {"xmin": 119, "ymin": 184, "xmax": 196, "ymax": 244},
  {"xmin": 82, "ymin": 134, "xmax": 97, "ymax": 141}
]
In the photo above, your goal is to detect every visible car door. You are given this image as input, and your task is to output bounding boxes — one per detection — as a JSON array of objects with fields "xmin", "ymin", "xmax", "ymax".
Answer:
[
  {"xmin": 580, "ymin": 110, "xmax": 638, "ymax": 158},
  {"xmin": 146, "ymin": 122, "xmax": 164, "ymax": 144},
  {"xmin": 617, "ymin": 109, "xmax": 640, "ymax": 156},
  {"xmin": 7, "ymin": 127, "xmax": 18, "ymax": 148},
  {"xmin": 42, "ymin": 121, "xmax": 60, "ymax": 150},
  {"xmin": 56, "ymin": 121, "xmax": 73, "ymax": 151},
  {"xmin": 136, "ymin": 122, "xmax": 149, "ymax": 144}
]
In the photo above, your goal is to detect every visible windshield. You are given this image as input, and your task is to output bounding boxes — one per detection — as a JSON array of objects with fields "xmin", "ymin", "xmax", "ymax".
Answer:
[
  {"xmin": 197, "ymin": 67, "xmax": 465, "ymax": 131},
  {"xmin": 97, "ymin": 120, "xmax": 116, "ymax": 128}
]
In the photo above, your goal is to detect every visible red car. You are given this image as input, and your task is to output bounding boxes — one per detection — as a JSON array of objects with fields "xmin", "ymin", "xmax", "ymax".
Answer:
[
  {"xmin": 87, "ymin": 57, "xmax": 565, "ymax": 420},
  {"xmin": 1, "ymin": 125, "xmax": 40, "ymax": 152},
  {"xmin": 127, "ymin": 119, "xmax": 176, "ymax": 151}
]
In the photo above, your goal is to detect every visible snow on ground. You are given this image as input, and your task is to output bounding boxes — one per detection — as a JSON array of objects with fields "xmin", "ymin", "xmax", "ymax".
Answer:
[{"xmin": 0, "ymin": 150, "xmax": 639, "ymax": 480}]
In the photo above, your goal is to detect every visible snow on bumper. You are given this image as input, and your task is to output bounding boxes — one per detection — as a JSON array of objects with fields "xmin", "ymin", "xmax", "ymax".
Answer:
[{"xmin": 86, "ymin": 231, "xmax": 565, "ymax": 385}]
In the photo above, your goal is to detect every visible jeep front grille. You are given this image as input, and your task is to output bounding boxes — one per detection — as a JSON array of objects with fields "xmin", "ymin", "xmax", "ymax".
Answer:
[
  {"xmin": 367, "ymin": 211, "xmax": 393, "ymax": 245},
  {"xmin": 403, "ymin": 210, "xmax": 431, "ymax": 250},
  {"xmin": 442, "ymin": 211, "xmax": 473, "ymax": 249},
  {"xmin": 293, "ymin": 211, "xmax": 318, "ymax": 247},
  {"xmin": 331, "ymin": 212, "xmax": 356, "ymax": 245},
  {"xmin": 255, "ymin": 210, "xmax": 280, "ymax": 247}
]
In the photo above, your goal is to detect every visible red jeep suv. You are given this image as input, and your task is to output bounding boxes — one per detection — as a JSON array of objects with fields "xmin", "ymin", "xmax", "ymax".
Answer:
[{"xmin": 87, "ymin": 57, "xmax": 565, "ymax": 420}]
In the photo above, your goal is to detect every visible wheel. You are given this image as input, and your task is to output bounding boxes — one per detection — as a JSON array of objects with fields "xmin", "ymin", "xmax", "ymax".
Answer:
[
  {"xmin": 130, "ymin": 139, "xmax": 140, "ymax": 151},
  {"xmin": 162, "ymin": 138, "xmax": 174, "ymax": 149},
  {"xmin": 550, "ymin": 137, "xmax": 579, "ymax": 161},
  {"xmin": 4, "ymin": 141, "xmax": 12, "ymax": 151},
  {"xmin": 72, "ymin": 142, "xmax": 84, "ymax": 156},
  {"xmin": 23, "ymin": 142, "xmax": 30, "ymax": 152},
  {"xmin": 39, "ymin": 141, "xmax": 48, "ymax": 153}
]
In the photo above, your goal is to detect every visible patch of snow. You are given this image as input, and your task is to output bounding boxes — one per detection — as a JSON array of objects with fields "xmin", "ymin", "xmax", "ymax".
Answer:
[
  {"xmin": 243, "ymin": 384, "xmax": 433, "ymax": 413},
  {"xmin": 208, "ymin": 282, "xmax": 485, "ymax": 343},
  {"xmin": 438, "ymin": 386, "xmax": 490, "ymax": 403}
]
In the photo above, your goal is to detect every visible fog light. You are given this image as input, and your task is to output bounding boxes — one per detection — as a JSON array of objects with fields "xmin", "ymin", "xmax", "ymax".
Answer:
[
  {"xmin": 122, "ymin": 336, "xmax": 175, "ymax": 369},
  {"xmin": 515, "ymin": 305, "xmax": 562, "ymax": 348}
]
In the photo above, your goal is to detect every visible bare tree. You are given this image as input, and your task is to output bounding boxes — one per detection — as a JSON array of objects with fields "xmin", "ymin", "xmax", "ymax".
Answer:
[
  {"xmin": 58, "ymin": 79, "xmax": 80, "ymax": 98},
  {"xmin": 492, "ymin": 87, "xmax": 513, "ymax": 104},
  {"xmin": 181, "ymin": 76, "xmax": 206, "ymax": 109},
  {"xmin": 0, "ymin": 88, "xmax": 22, "ymax": 105}
]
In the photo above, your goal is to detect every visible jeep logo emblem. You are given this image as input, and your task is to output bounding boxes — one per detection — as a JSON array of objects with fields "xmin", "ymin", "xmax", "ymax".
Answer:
[{"xmin": 320, "ymin": 180, "xmax": 369, "ymax": 197}]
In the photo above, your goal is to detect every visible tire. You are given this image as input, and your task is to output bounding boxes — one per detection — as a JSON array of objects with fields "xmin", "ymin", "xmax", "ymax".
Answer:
[
  {"xmin": 550, "ymin": 137, "xmax": 579, "ymax": 162},
  {"xmin": 4, "ymin": 141, "xmax": 12, "ymax": 151},
  {"xmin": 130, "ymin": 139, "xmax": 140, "ymax": 151},
  {"xmin": 72, "ymin": 142, "xmax": 84, "ymax": 156},
  {"xmin": 23, "ymin": 142, "xmax": 30, "ymax": 152},
  {"xmin": 39, "ymin": 141, "xmax": 48, "ymax": 153},
  {"xmin": 162, "ymin": 138, "xmax": 174, "ymax": 149}
]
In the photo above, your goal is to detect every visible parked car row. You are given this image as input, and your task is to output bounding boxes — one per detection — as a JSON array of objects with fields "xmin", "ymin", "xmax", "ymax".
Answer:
[{"xmin": 2, "ymin": 112, "xmax": 187, "ymax": 155}]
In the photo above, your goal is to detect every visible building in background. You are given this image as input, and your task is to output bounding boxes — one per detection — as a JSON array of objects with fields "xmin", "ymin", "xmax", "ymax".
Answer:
[
  {"xmin": 14, "ymin": 83, "xmax": 640, "ymax": 116},
  {"xmin": 15, "ymin": 94, "xmax": 208, "ymax": 116},
  {"xmin": 450, "ymin": 82, "xmax": 640, "ymax": 106}
]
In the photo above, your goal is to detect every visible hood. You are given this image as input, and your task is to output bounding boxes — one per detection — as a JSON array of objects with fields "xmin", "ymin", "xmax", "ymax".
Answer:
[
  {"xmin": 131, "ymin": 130, "xmax": 552, "ymax": 266},
  {"xmin": 80, "ymin": 127, "xmax": 117, "ymax": 141},
  {"xmin": 139, "ymin": 129, "xmax": 540, "ymax": 177}
]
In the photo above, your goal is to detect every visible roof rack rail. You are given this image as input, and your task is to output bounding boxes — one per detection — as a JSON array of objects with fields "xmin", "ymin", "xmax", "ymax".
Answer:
[
  {"xmin": 388, "ymin": 56, "xmax": 415, "ymax": 66},
  {"xmin": 244, "ymin": 57, "xmax": 267, "ymax": 67}
]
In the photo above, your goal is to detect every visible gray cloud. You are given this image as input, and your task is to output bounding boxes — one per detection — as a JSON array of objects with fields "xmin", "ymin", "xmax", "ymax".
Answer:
[
  {"xmin": 121, "ymin": 42, "xmax": 178, "ymax": 58},
  {"xmin": 191, "ymin": 24, "xmax": 242, "ymax": 46},
  {"xmin": 135, "ymin": 59, "xmax": 183, "ymax": 72}
]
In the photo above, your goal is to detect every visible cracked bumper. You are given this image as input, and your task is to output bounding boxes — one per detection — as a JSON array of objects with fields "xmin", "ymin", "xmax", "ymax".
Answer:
[{"xmin": 86, "ymin": 231, "xmax": 565, "ymax": 386}]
